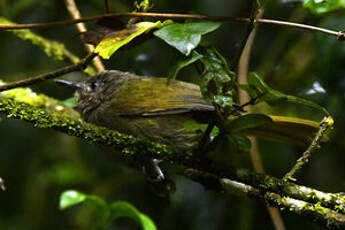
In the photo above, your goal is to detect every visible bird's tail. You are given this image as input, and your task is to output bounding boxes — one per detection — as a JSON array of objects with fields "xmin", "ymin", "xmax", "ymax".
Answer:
[{"xmin": 226, "ymin": 115, "xmax": 321, "ymax": 145}]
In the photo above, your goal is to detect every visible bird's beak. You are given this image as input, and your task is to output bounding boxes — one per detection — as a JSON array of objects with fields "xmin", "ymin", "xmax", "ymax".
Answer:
[{"xmin": 54, "ymin": 79, "xmax": 84, "ymax": 90}]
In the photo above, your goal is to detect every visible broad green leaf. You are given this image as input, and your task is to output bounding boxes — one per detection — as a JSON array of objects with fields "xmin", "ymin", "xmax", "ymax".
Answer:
[
  {"xmin": 246, "ymin": 72, "xmax": 329, "ymax": 115},
  {"xmin": 198, "ymin": 47, "xmax": 237, "ymax": 113},
  {"xmin": 59, "ymin": 190, "xmax": 107, "ymax": 210},
  {"xmin": 59, "ymin": 190, "xmax": 86, "ymax": 210},
  {"xmin": 303, "ymin": 0, "xmax": 345, "ymax": 14},
  {"xmin": 168, "ymin": 51, "xmax": 203, "ymax": 80},
  {"xmin": 227, "ymin": 134, "xmax": 252, "ymax": 152},
  {"xmin": 95, "ymin": 20, "xmax": 172, "ymax": 59},
  {"xmin": 225, "ymin": 114, "xmax": 273, "ymax": 133},
  {"xmin": 154, "ymin": 21, "xmax": 221, "ymax": 55},
  {"xmin": 59, "ymin": 191, "xmax": 157, "ymax": 229},
  {"xmin": 109, "ymin": 201, "xmax": 157, "ymax": 230}
]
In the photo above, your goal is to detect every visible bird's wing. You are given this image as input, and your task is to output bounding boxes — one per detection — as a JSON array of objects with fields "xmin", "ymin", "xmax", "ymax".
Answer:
[{"xmin": 109, "ymin": 78, "xmax": 214, "ymax": 116}]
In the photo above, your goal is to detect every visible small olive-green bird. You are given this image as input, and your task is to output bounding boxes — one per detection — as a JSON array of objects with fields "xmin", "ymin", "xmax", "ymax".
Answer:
[{"xmin": 56, "ymin": 70, "xmax": 319, "ymax": 150}]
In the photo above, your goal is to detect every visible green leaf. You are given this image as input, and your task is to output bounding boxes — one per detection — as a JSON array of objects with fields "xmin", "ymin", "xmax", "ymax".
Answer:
[
  {"xmin": 225, "ymin": 114, "xmax": 273, "ymax": 133},
  {"xmin": 168, "ymin": 51, "xmax": 203, "ymax": 80},
  {"xmin": 303, "ymin": 0, "xmax": 345, "ymax": 14},
  {"xmin": 154, "ymin": 21, "xmax": 221, "ymax": 55},
  {"xmin": 95, "ymin": 20, "xmax": 172, "ymax": 59},
  {"xmin": 59, "ymin": 190, "xmax": 107, "ymax": 210},
  {"xmin": 198, "ymin": 47, "xmax": 237, "ymax": 113},
  {"xmin": 227, "ymin": 134, "xmax": 252, "ymax": 152},
  {"xmin": 134, "ymin": 0, "xmax": 152, "ymax": 12},
  {"xmin": 59, "ymin": 191, "xmax": 157, "ymax": 229},
  {"xmin": 59, "ymin": 190, "xmax": 86, "ymax": 210},
  {"xmin": 246, "ymin": 72, "xmax": 329, "ymax": 115},
  {"xmin": 109, "ymin": 201, "xmax": 157, "ymax": 230}
]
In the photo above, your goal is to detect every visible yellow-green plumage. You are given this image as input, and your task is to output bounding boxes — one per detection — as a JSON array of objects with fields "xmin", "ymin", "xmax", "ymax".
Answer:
[
  {"xmin": 109, "ymin": 77, "xmax": 214, "ymax": 116},
  {"xmin": 76, "ymin": 70, "xmax": 320, "ymax": 150}
]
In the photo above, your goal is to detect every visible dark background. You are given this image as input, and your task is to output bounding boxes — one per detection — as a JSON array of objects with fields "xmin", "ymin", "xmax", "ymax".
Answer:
[{"xmin": 0, "ymin": 0, "xmax": 345, "ymax": 229}]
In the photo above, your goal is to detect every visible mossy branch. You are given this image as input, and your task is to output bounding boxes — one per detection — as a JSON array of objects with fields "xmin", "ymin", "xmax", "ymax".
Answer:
[
  {"xmin": 221, "ymin": 178, "xmax": 345, "ymax": 229},
  {"xmin": 185, "ymin": 168, "xmax": 345, "ymax": 229},
  {"xmin": 0, "ymin": 17, "xmax": 96, "ymax": 75},
  {"xmin": 0, "ymin": 90, "xmax": 175, "ymax": 160},
  {"xmin": 1, "ymin": 87, "xmax": 345, "ymax": 228}
]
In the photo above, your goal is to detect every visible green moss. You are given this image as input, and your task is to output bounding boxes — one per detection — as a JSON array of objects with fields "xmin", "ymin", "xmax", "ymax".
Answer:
[
  {"xmin": 0, "ymin": 93, "xmax": 175, "ymax": 159},
  {"xmin": 1, "ymin": 86, "xmax": 80, "ymax": 119}
]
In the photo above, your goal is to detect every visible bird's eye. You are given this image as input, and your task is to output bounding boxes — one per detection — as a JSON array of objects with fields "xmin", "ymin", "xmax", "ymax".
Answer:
[{"xmin": 90, "ymin": 81, "xmax": 100, "ymax": 90}]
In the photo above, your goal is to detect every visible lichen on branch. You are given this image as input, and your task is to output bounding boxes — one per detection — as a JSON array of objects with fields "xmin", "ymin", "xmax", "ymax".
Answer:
[{"xmin": 0, "ymin": 87, "xmax": 174, "ymax": 159}]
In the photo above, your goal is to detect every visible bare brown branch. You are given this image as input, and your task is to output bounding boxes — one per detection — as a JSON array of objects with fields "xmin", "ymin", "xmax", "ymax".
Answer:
[
  {"xmin": 0, "ymin": 53, "xmax": 96, "ymax": 92},
  {"xmin": 0, "ymin": 12, "xmax": 342, "ymax": 39},
  {"xmin": 64, "ymin": 0, "xmax": 105, "ymax": 72}
]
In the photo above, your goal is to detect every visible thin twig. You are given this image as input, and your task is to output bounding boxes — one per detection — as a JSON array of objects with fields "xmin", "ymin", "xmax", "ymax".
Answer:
[
  {"xmin": 284, "ymin": 116, "xmax": 334, "ymax": 181},
  {"xmin": 0, "ymin": 52, "xmax": 96, "ymax": 92},
  {"xmin": 64, "ymin": 0, "xmax": 105, "ymax": 72},
  {"xmin": 0, "ymin": 12, "xmax": 343, "ymax": 39}
]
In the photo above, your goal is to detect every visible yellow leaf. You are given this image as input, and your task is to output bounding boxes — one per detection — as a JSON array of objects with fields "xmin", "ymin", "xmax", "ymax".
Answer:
[{"xmin": 95, "ymin": 20, "xmax": 173, "ymax": 59}]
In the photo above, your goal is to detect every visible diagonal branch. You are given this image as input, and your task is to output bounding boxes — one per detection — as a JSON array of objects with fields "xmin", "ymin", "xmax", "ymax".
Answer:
[{"xmin": 0, "ymin": 52, "xmax": 96, "ymax": 92}]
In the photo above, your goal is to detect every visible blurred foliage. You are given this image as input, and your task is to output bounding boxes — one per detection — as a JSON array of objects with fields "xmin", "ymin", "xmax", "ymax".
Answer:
[
  {"xmin": 60, "ymin": 190, "xmax": 156, "ymax": 230},
  {"xmin": 303, "ymin": 0, "xmax": 345, "ymax": 15},
  {"xmin": 0, "ymin": 0, "xmax": 345, "ymax": 230}
]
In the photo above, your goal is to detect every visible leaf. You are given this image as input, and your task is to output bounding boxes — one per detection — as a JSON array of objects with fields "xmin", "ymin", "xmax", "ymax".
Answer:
[
  {"xmin": 109, "ymin": 201, "xmax": 157, "ymax": 230},
  {"xmin": 303, "ymin": 0, "xmax": 345, "ymax": 14},
  {"xmin": 198, "ymin": 47, "xmax": 237, "ymax": 113},
  {"xmin": 225, "ymin": 114, "xmax": 273, "ymax": 133},
  {"xmin": 134, "ymin": 0, "xmax": 153, "ymax": 12},
  {"xmin": 168, "ymin": 51, "xmax": 203, "ymax": 80},
  {"xmin": 59, "ymin": 190, "xmax": 107, "ymax": 210},
  {"xmin": 246, "ymin": 72, "xmax": 329, "ymax": 115},
  {"xmin": 95, "ymin": 20, "xmax": 172, "ymax": 59},
  {"xmin": 154, "ymin": 21, "xmax": 221, "ymax": 55},
  {"xmin": 59, "ymin": 191, "xmax": 157, "ymax": 230},
  {"xmin": 59, "ymin": 190, "xmax": 86, "ymax": 210}
]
